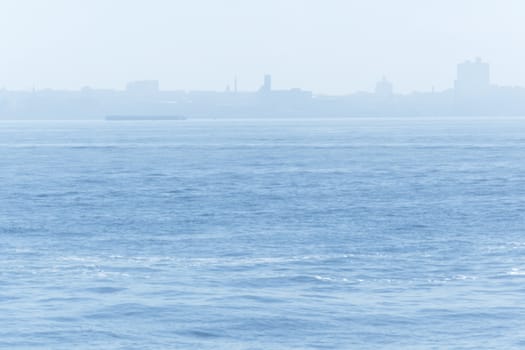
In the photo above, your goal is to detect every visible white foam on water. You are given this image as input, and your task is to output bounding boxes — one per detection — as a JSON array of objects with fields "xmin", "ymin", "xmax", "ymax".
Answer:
[{"xmin": 508, "ymin": 268, "xmax": 525, "ymax": 276}]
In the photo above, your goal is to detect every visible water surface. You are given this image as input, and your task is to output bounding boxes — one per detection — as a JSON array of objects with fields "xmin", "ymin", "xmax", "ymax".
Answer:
[{"xmin": 0, "ymin": 117, "xmax": 524, "ymax": 349}]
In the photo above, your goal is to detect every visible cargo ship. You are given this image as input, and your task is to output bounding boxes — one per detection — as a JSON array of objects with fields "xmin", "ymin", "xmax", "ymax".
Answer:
[{"xmin": 106, "ymin": 115, "xmax": 186, "ymax": 121}]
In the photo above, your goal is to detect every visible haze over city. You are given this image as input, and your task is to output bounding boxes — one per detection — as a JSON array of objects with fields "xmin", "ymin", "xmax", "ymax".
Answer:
[
  {"xmin": 3, "ymin": 2, "xmax": 525, "ymax": 349},
  {"xmin": 1, "ymin": 0, "xmax": 525, "ymax": 94}
]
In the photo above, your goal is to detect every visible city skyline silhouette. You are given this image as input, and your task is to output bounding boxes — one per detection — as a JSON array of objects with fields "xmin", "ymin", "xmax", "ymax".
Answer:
[
  {"xmin": 2, "ymin": 1, "xmax": 525, "ymax": 94},
  {"xmin": 2, "ymin": 58, "xmax": 525, "ymax": 119}
]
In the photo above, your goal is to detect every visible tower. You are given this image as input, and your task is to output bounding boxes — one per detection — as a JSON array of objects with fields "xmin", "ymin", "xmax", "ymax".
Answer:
[
  {"xmin": 375, "ymin": 76, "xmax": 393, "ymax": 97},
  {"xmin": 260, "ymin": 74, "xmax": 272, "ymax": 92}
]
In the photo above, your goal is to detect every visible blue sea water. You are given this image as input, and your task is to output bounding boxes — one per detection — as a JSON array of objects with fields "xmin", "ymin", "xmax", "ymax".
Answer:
[{"xmin": 0, "ymin": 117, "xmax": 524, "ymax": 349}]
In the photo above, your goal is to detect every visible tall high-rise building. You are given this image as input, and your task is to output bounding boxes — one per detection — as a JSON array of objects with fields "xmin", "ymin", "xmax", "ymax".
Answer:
[
  {"xmin": 260, "ymin": 74, "xmax": 272, "ymax": 92},
  {"xmin": 455, "ymin": 58, "xmax": 490, "ymax": 96}
]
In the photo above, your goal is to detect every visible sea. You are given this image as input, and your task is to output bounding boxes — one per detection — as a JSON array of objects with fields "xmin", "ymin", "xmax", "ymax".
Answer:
[{"xmin": 0, "ymin": 117, "xmax": 524, "ymax": 349}]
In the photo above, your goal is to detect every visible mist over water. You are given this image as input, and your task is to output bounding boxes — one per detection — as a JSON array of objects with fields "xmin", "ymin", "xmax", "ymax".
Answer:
[
  {"xmin": 1, "ymin": 118, "xmax": 524, "ymax": 349},
  {"xmin": 2, "ymin": 1, "xmax": 525, "ymax": 348}
]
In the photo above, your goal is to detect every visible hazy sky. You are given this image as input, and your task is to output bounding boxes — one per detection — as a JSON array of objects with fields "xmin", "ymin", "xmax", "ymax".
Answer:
[{"xmin": 1, "ymin": 0, "xmax": 524, "ymax": 94}]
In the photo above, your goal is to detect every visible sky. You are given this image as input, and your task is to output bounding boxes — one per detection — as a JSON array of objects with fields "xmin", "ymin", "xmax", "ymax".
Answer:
[{"xmin": 0, "ymin": 0, "xmax": 524, "ymax": 94}]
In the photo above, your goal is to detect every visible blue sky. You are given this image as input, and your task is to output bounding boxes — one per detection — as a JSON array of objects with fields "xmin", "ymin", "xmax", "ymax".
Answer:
[{"xmin": 1, "ymin": 0, "xmax": 524, "ymax": 93}]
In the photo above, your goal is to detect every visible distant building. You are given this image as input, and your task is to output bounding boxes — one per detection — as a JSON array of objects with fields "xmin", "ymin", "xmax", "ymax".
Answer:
[
  {"xmin": 259, "ymin": 74, "xmax": 272, "ymax": 93},
  {"xmin": 375, "ymin": 76, "xmax": 393, "ymax": 97},
  {"xmin": 271, "ymin": 88, "xmax": 312, "ymax": 105},
  {"xmin": 454, "ymin": 58, "xmax": 490, "ymax": 96},
  {"xmin": 126, "ymin": 80, "xmax": 160, "ymax": 96}
]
